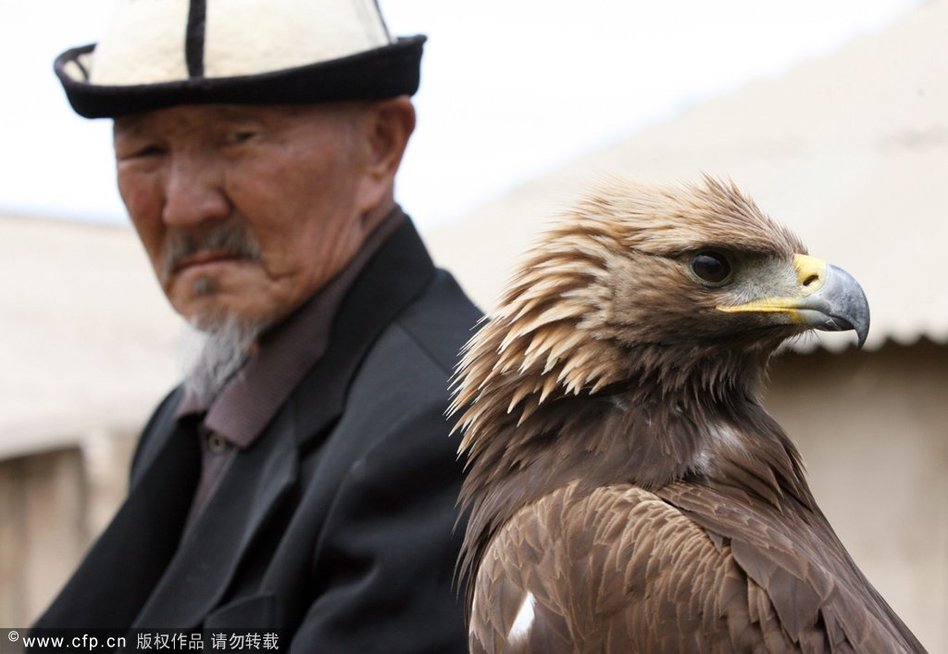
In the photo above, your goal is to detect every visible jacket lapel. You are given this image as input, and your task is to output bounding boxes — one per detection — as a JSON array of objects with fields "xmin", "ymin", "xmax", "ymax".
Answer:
[{"xmin": 132, "ymin": 407, "xmax": 299, "ymax": 628}]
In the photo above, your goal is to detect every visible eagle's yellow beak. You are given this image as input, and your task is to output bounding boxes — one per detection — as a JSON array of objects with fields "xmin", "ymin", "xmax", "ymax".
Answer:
[{"xmin": 717, "ymin": 254, "xmax": 870, "ymax": 347}]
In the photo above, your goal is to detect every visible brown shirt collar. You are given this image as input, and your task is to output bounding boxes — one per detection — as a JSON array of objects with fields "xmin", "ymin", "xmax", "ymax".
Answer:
[{"xmin": 175, "ymin": 207, "xmax": 407, "ymax": 448}]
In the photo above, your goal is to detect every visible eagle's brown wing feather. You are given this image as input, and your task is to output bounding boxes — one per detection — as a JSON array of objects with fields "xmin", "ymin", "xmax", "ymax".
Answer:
[
  {"xmin": 658, "ymin": 481, "xmax": 925, "ymax": 653},
  {"xmin": 469, "ymin": 482, "xmax": 804, "ymax": 654}
]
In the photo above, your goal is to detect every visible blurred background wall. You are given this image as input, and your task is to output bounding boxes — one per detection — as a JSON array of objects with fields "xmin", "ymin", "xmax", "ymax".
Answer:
[{"xmin": 1, "ymin": 1, "xmax": 945, "ymax": 651}]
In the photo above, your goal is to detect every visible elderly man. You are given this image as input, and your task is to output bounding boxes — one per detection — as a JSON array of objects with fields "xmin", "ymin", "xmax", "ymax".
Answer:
[{"xmin": 32, "ymin": 1, "xmax": 478, "ymax": 651}]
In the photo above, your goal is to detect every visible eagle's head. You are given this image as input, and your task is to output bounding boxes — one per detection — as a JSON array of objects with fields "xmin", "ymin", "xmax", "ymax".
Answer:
[
  {"xmin": 452, "ymin": 177, "xmax": 870, "ymax": 589},
  {"xmin": 567, "ymin": 177, "xmax": 868, "ymax": 351}
]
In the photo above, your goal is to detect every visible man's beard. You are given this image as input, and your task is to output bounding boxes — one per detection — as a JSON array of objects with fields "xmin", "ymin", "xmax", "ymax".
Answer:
[
  {"xmin": 167, "ymin": 220, "xmax": 269, "ymax": 405},
  {"xmin": 179, "ymin": 315, "xmax": 268, "ymax": 406}
]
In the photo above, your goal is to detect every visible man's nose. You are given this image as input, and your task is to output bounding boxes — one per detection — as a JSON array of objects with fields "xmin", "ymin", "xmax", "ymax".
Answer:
[{"xmin": 161, "ymin": 156, "xmax": 230, "ymax": 228}]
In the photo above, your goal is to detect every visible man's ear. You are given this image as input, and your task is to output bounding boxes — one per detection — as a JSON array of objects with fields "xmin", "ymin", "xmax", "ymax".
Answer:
[
  {"xmin": 355, "ymin": 96, "xmax": 416, "ymax": 212},
  {"xmin": 367, "ymin": 96, "xmax": 416, "ymax": 176}
]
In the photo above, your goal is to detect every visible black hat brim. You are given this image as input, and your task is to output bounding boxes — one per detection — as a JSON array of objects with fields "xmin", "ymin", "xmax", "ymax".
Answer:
[{"xmin": 54, "ymin": 35, "xmax": 426, "ymax": 119}]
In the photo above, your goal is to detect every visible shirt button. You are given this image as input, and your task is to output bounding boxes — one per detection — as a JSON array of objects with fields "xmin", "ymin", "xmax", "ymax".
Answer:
[{"xmin": 206, "ymin": 432, "xmax": 230, "ymax": 454}]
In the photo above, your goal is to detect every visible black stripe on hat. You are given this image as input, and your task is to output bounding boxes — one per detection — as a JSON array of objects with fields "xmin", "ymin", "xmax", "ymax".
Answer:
[
  {"xmin": 372, "ymin": 0, "xmax": 393, "ymax": 42},
  {"xmin": 185, "ymin": 0, "xmax": 207, "ymax": 78}
]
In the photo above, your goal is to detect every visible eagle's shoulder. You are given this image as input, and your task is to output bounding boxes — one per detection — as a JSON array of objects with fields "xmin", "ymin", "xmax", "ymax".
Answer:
[{"xmin": 470, "ymin": 482, "xmax": 797, "ymax": 653}]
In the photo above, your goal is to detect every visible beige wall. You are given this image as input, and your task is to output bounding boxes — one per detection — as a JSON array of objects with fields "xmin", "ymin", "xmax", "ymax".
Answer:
[
  {"xmin": 0, "ymin": 448, "xmax": 88, "ymax": 626},
  {"xmin": 0, "ymin": 433, "xmax": 136, "ymax": 627},
  {"xmin": 1, "ymin": 343, "xmax": 944, "ymax": 650},
  {"xmin": 768, "ymin": 340, "xmax": 948, "ymax": 651}
]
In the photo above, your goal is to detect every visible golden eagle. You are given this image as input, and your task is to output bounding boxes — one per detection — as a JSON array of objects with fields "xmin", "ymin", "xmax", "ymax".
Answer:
[{"xmin": 451, "ymin": 178, "xmax": 924, "ymax": 653}]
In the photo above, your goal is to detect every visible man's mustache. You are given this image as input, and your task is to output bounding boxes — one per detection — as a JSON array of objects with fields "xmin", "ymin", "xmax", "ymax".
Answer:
[{"xmin": 160, "ymin": 222, "xmax": 262, "ymax": 280}]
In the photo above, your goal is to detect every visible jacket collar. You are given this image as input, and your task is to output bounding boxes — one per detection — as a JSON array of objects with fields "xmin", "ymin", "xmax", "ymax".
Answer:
[{"xmin": 288, "ymin": 213, "xmax": 436, "ymax": 443}]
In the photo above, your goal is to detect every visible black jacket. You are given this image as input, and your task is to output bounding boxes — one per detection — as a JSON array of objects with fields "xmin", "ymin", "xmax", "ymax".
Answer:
[{"xmin": 32, "ymin": 220, "xmax": 480, "ymax": 653}]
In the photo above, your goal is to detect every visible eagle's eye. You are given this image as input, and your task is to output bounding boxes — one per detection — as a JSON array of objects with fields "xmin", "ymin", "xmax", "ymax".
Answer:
[{"xmin": 690, "ymin": 251, "xmax": 733, "ymax": 286}]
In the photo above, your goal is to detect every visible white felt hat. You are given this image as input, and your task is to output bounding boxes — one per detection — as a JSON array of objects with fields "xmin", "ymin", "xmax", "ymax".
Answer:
[{"xmin": 54, "ymin": 0, "xmax": 425, "ymax": 118}]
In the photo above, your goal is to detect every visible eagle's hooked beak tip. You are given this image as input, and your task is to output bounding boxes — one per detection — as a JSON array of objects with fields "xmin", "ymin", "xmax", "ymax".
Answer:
[
  {"xmin": 795, "ymin": 260, "xmax": 870, "ymax": 349},
  {"xmin": 717, "ymin": 254, "xmax": 870, "ymax": 348}
]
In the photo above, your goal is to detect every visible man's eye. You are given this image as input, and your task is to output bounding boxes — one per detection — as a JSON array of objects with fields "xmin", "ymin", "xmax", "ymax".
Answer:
[
  {"xmin": 226, "ymin": 130, "xmax": 258, "ymax": 145},
  {"xmin": 118, "ymin": 144, "xmax": 164, "ymax": 160}
]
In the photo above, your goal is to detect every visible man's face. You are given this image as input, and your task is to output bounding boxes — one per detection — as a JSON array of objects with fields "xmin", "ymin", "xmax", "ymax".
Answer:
[{"xmin": 114, "ymin": 104, "xmax": 380, "ymax": 330}]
